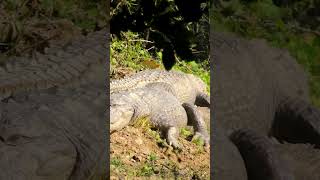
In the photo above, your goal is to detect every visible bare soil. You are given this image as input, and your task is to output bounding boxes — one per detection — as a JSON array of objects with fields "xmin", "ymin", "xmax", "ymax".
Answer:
[{"xmin": 110, "ymin": 125, "xmax": 210, "ymax": 179}]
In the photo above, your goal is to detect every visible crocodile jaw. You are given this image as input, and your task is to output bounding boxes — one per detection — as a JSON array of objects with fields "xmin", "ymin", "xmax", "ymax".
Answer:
[{"xmin": 110, "ymin": 104, "xmax": 134, "ymax": 133}]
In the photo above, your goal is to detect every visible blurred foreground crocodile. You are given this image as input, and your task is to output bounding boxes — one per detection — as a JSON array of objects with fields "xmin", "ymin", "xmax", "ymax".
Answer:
[
  {"xmin": 223, "ymin": 128, "xmax": 320, "ymax": 180},
  {"xmin": 0, "ymin": 28, "xmax": 108, "ymax": 180},
  {"xmin": 211, "ymin": 31, "xmax": 320, "ymax": 180},
  {"xmin": 0, "ymin": 28, "xmax": 106, "ymax": 100},
  {"xmin": 212, "ymin": 31, "xmax": 320, "ymax": 146}
]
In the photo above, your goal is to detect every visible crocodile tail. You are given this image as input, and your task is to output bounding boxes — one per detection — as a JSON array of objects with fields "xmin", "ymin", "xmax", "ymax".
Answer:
[
  {"xmin": 271, "ymin": 96, "xmax": 320, "ymax": 148},
  {"xmin": 230, "ymin": 129, "xmax": 294, "ymax": 180}
]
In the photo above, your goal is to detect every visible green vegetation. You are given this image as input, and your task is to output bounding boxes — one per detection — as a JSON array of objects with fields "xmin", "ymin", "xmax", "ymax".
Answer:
[
  {"xmin": 180, "ymin": 127, "xmax": 193, "ymax": 138},
  {"xmin": 111, "ymin": 151, "xmax": 176, "ymax": 178},
  {"xmin": 132, "ymin": 117, "xmax": 153, "ymax": 130},
  {"xmin": 213, "ymin": 0, "xmax": 320, "ymax": 107},
  {"xmin": 111, "ymin": 0, "xmax": 209, "ymax": 70},
  {"xmin": 1, "ymin": 0, "xmax": 107, "ymax": 30},
  {"xmin": 111, "ymin": 31, "xmax": 210, "ymax": 90},
  {"xmin": 136, "ymin": 153, "xmax": 158, "ymax": 176},
  {"xmin": 0, "ymin": 0, "xmax": 107, "ymax": 56},
  {"xmin": 147, "ymin": 129, "xmax": 168, "ymax": 148},
  {"xmin": 110, "ymin": 156, "xmax": 129, "ymax": 175}
]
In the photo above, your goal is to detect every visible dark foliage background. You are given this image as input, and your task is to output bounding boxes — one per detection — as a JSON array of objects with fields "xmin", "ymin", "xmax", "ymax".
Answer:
[{"xmin": 111, "ymin": 0, "xmax": 209, "ymax": 70}]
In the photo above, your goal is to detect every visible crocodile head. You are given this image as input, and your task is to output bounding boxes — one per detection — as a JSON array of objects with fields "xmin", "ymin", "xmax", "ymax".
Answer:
[{"xmin": 110, "ymin": 96, "xmax": 135, "ymax": 133}]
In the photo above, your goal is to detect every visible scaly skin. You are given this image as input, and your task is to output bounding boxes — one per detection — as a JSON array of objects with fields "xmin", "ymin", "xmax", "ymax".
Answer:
[
  {"xmin": 110, "ymin": 82, "xmax": 210, "ymax": 149},
  {"xmin": 230, "ymin": 129, "xmax": 294, "ymax": 180},
  {"xmin": 0, "ymin": 29, "xmax": 107, "ymax": 100},
  {"xmin": 211, "ymin": 30, "xmax": 320, "ymax": 180},
  {"xmin": 110, "ymin": 69, "xmax": 210, "ymax": 107},
  {"xmin": 0, "ymin": 68, "xmax": 107, "ymax": 180},
  {"xmin": 273, "ymin": 142, "xmax": 320, "ymax": 180},
  {"xmin": 0, "ymin": 27, "xmax": 109, "ymax": 180},
  {"xmin": 213, "ymin": 127, "xmax": 296, "ymax": 180},
  {"xmin": 211, "ymin": 31, "xmax": 320, "ymax": 147}
]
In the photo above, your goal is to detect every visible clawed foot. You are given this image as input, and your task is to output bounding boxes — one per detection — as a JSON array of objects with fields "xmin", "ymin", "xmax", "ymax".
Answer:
[
  {"xmin": 167, "ymin": 127, "xmax": 182, "ymax": 150},
  {"xmin": 193, "ymin": 132, "xmax": 210, "ymax": 149},
  {"xmin": 167, "ymin": 139, "xmax": 182, "ymax": 151}
]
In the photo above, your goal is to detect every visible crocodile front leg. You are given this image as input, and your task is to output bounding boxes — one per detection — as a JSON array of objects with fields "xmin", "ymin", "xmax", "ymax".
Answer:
[
  {"xmin": 166, "ymin": 126, "xmax": 182, "ymax": 149},
  {"xmin": 271, "ymin": 96, "xmax": 320, "ymax": 148},
  {"xmin": 182, "ymin": 103, "xmax": 210, "ymax": 147}
]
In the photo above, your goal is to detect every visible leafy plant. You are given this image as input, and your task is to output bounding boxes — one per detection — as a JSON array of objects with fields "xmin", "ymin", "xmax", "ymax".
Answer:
[
  {"xmin": 111, "ymin": 0, "xmax": 209, "ymax": 70},
  {"xmin": 111, "ymin": 31, "xmax": 210, "ymax": 92}
]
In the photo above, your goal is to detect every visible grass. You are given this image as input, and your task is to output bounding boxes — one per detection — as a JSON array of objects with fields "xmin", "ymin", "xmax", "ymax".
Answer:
[
  {"xmin": 110, "ymin": 31, "xmax": 210, "ymax": 91},
  {"xmin": 2, "ymin": 0, "xmax": 106, "ymax": 32},
  {"xmin": 0, "ymin": 0, "xmax": 107, "ymax": 56},
  {"xmin": 111, "ymin": 151, "xmax": 170, "ymax": 178},
  {"xmin": 132, "ymin": 117, "xmax": 152, "ymax": 130},
  {"xmin": 180, "ymin": 127, "xmax": 193, "ymax": 138},
  {"xmin": 110, "ymin": 156, "xmax": 126, "ymax": 173},
  {"xmin": 136, "ymin": 153, "xmax": 158, "ymax": 176}
]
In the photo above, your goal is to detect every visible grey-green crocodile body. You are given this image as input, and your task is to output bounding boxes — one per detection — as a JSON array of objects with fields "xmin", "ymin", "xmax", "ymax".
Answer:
[
  {"xmin": 111, "ymin": 69, "xmax": 210, "ymax": 107},
  {"xmin": 110, "ymin": 83, "xmax": 210, "ymax": 149}
]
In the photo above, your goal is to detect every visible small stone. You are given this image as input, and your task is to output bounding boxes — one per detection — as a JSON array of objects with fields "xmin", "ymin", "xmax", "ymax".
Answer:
[{"xmin": 135, "ymin": 137, "xmax": 143, "ymax": 145}]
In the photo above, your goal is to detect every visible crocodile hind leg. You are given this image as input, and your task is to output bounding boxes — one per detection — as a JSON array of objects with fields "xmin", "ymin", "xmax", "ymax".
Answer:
[
  {"xmin": 195, "ymin": 92, "xmax": 210, "ymax": 107},
  {"xmin": 230, "ymin": 129, "xmax": 294, "ymax": 180},
  {"xmin": 182, "ymin": 103, "xmax": 210, "ymax": 147},
  {"xmin": 271, "ymin": 96, "xmax": 320, "ymax": 148}
]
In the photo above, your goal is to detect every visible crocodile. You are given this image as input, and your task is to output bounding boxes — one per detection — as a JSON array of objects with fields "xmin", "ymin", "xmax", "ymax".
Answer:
[
  {"xmin": 110, "ymin": 82, "xmax": 210, "ymax": 149},
  {"xmin": 0, "ymin": 27, "xmax": 109, "ymax": 180},
  {"xmin": 0, "ymin": 28, "xmax": 107, "ymax": 100},
  {"xmin": 211, "ymin": 31, "xmax": 320, "ymax": 146},
  {"xmin": 229, "ymin": 128, "xmax": 320, "ymax": 180},
  {"xmin": 272, "ymin": 141, "xmax": 320, "ymax": 179},
  {"xmin": 228, "ymin": 128, "xmax": 320, "ymax": 180},
  {"xmin": 211, "ymin": 31, "xmax": 320, "ymax": 179},
  {"xmin": 213, "ymin": 126, "xmax": 295, "ymax": 180},
  {"xmin": 110, "ymin": 69, "xmax": 210, "ymax": 107}
]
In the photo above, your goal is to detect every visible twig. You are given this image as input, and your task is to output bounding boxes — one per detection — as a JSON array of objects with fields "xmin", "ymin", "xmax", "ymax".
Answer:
[
  {"xmin": 128, "ymin": 39, "xmax": 154, "ymax": 43},
  {"xmin": 146, "ymin": 46, "xmax": 155, "ymax": 51},
  {"xmin": 175, "ymin": 55, "xmax": 193, "ymax": 72}
]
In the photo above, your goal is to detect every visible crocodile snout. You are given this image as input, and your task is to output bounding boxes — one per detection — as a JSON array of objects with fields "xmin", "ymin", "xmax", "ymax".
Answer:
[{"xmin": 110, "ymin": 104, "xmax": 134, "ymax": 133}]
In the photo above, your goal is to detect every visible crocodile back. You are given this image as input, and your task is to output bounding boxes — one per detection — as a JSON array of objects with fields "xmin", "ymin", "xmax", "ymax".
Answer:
[
  {"xmin": 110, "ymin": 69, "xmax": 208, "ymax": 104},
  {"xmin": 0, "ymin": 29, "xmax": 107, "ymax": 100}
]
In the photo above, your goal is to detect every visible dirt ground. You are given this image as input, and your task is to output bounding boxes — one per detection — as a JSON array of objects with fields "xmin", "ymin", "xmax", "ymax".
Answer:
[{"xmin": 110, "ymin": 107, "xmax": 211, "ymax": 180}]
